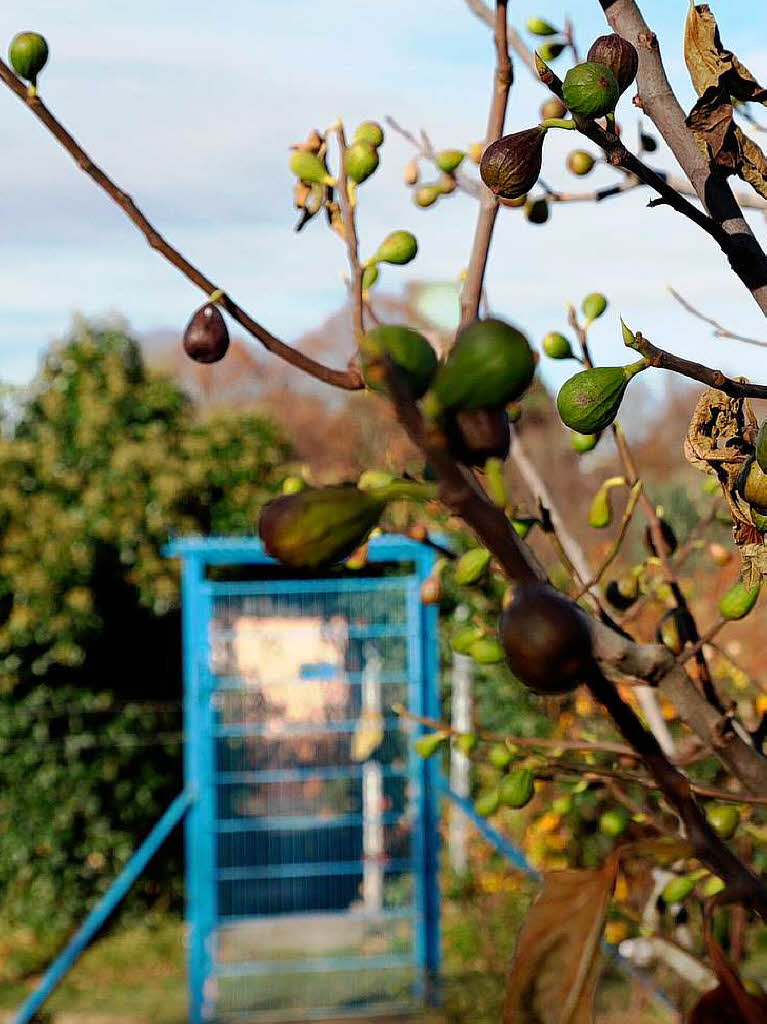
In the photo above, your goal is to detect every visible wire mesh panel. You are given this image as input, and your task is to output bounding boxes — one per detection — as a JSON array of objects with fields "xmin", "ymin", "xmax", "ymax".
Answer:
[{"xmin": 169, "ymin": 538, "xmax": 440, "ymax": 1023}]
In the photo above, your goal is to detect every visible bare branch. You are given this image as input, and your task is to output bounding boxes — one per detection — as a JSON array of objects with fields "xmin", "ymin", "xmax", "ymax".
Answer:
[
  {"xmin": 463, "ymin": 0, "xmax": 538, "ymax": 75},
  {"xmin": 332, "ymin": 122, "xmax": 365, "ymax": 340},
  {"xmin": 669, "ymin": 288, "xmax": 767, "ymax": 350}
]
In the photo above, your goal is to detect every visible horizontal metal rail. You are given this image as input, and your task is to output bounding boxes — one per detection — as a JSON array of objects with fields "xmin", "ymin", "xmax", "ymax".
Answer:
[
  {"xmin": 216, "ymin": 858, "xmax": 412, "ymax": 882},
  {"xmin": 215, "ymin": 812, "xmax": 405, "ymax": 833},
  {"xmin": 214, "ymin": 953, "xmax": 414, "ymax": 978},
  {"xmin": 214, "ymin": 765, "xmax": 409, "ymax": 784},
  {"xmin": 207, "ymin": 577, "xmax": 411, "ymax": 596},
  {"xmin": 217, "ymin": 906, "xmax": 416, "ymax": 926},
  {"xmin": 214, "ymin": 716, "xmax": 403, "ymax": 738}
]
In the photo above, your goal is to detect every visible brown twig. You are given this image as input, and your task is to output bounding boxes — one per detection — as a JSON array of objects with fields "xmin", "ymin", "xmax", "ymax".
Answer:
[
  {"xmin": 333, "ymin": 121, "xmax": 365, "ymax": 340},
  {"xmin": 678, "ymin": 618, "xmax": 728, "ymax": 665},
  {"xmin": 459, "ymin": 0, "xmax": 512, "ymax": 329},
  {"xmin": 384, "ymin": 116, "xmax": 483, "ymax": 198},
  {"xmin": 668, "ymin": 288, "xmax": 767, "ymax": 350},
  {"xmin": 574, "ymin": 480, "xmax": 643, "ymax": 600},
  {"xmin": 0, "ymin": 59, "xmax": 363, "ymax": 391},
  {"xmin": 463, "ymin": 0, "xmax": 537, "ymax": 75}
]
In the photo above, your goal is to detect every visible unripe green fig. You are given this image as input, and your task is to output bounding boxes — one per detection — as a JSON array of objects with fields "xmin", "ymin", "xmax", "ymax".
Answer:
[
  {"xmin": 570, "ymin": 431, "xmax": 600, "ymax": 453},
  {"xmin": 430, "ymin": 318, "xmax": 535, "ymax": 413},
  {"xmin": 538, "ymin": 42, "xmax": 565, "ymax": 61},
  {"xmin": 9, "ymin": 31, "xmax": 49, "ymax": 86},
  {"xmin": 357, "ymin": 469, "xmax": 395, "ymax": 490},
  {"xmin": 372, "ymin": 230, "xmax": 418, "ymax": 265},
  {"xmin": 480, "ymin": 127, "xmax": 547, "ymax": 201},
  {"xmin": 540, "ymin": 97, "xmax": 567, "ymax": 120},
  {"xmin": 475, "ymin": 788, "xmax": 500, "ymax": 818},
  {"xmin": 454, "ymin": 547, "xmax": 492, "ymax": 586},
  {"xmin": 524, "ymin": 197, "xmax": 549, "ymax": 224},
  {"xmin": 566, "ymin": 150, "xmax": 595, "ymax": 176},
  {"xmin": 499, "ymin": 767, "xmax": 535, "ymax": 808},
  {"xmin": 655, "ymin": 608, "xmax": 694, "ymax": 655},
  {"xmin": 353, "ymin": 120, "xmax": 384, "ymax": 147},
  {"xmin": 643, "ymin": 518, "xmax": 677, "ymax": 558},
  {"xmin": 751, "ymin": 506, "xmax": 767, "ymax": 532},
  {"xmin": 756, "ymin": 422, "xmax": 767, "ymax": 473},
  {"xmin": 599, "ymin": 807, "xmax": 629, "ymax": 837},
  {"xmin": 451, "ymin": 624, "xmax": 485, "ymax": 654},
  {"xmin": 414, "ymin": 731, "xmax": 448, "ymax": 758},
  {"xmin": 562, "ymin": 62, "xmax": 620, "ymax": 119},
  {"xmin": 436, "ymin": 149, "xmax": 465, "ymax": 173},
  {"xmin": 456, "ymin": 732, "xmax": 479, "ymax": 755},
  {"xmin": 500, "ymin": 584, "xmax": 593, "ymax": 694},
  {"xmin": 586, "ymin": 34, "xmax": 639, "ymax": 96},
  {"xmin": 468, "ymin": 637, "xmax": 505, "ymax": 664},
  {"xmin": 542, "ymin": 332, "xmax": 573, "ymax": 359},
  {"xmin": 557, "ymin": 361, "xmax": 646, "ymax": 434},
  {"xmin": 289, "ymin": 150, "xmax": 334, "ymax": 186},
  {"xmin": 701, "ymin": 875, "xmax": 725, "ymax": 898},
  {"xmin": 588, "ymin": 484, "xmax": 613, "ymax": 529},
  {"xmin": 183, "ymin": 303, "xmax": 230, "ymax": 364},
  {"xmin": 443, "ymin": 406, "xmax": 511, "ymax": 466},
  {"xmin": 661, "ymin": 875, "xmax": 697, "ymax": 904},
  {"xmin": 345, "ymin": 141, "xmax": 379, "ymax": 184},
  {"xmin": 361, "ymin": 264, "xmax": 379, "ymax": 292},
  {"xmin": 258, "ymin": 486, "xmax": 385, "ymax": 568},
  {"xmin": 359, "ymin": 324, "xmax": 438, "ymax": 398},
  {"xmin": 581, "ymin": 292, "xmax": 608, "ymax": 321},
  {"xmin": 719, "ymin": 580, "xmax": 760, "ymax": 621},
  {"xmin": 414, "ymin": 185, "xmax": 440, "ymax": 208},
  {"xmin": 487, "ymin": 743, "xmax": 514, "ymax": 769},
  {"xmin": 738, "ymin": 457, "xmax": 767, "ymax": 512},
  {"xmin": 282, "ymin": 475, "xmax": 307, "ymax": 496},
  {"xmin": 511, "ymin": 517, "xmax": 537, "ymax": 540},
  {"xmin": 705, "ymin": 803, "xmax": 740, "ymax": 840},
  {"xmin": 526, "ymin": 16, "xmax": 558, "ymax": 36}
]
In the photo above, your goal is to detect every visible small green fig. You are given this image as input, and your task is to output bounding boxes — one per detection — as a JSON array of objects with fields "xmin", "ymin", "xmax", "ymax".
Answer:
[
  {"xmin": 738, "ymin": 457, "xmax": 767, "ymax": 512},
  {"xmin": 562, "ymin": 62, "xmax": 620, "ymax": 119},
  {"xmin": 455, "ymin": 547, "xmax": 492, "ymax": 586},
  {"xmin": 540, "ymin": 97, "xmax": 567, "ymax": 120},
  {"xmin": 430, "ymin": 318, "xmax": 536, "ymax": 413},
  {"xmin": 511, "ymin": 517, "xmax": 537, "ymax": 540},
  {"xmin": 443, "ymin": 407, "xmax": 511, "ymax": 466},
  {"xmin": 526, "ymin": 16, "xmax": 559, "ymax": 36},
  {"xmin": 705, "ymin": 803, "xmax": 740, "ymax": 840},
  {"xmin": 588, "ymin": 484, "xmax": 613, "ymax": 529},
  {"xmin": 451, "ymin": 624, "xmax": 485, "ymax": 654},
  {"xmin": 259, "ymin": 486, "xmax": 385, "ymax": 568},
  {"xmin": 599, "ymin": 808, "xmax": 629, "ymax": 837},
  {"xmin": 499, "ymin": 768, "xmax": 536, "ymax": 808},
  {"xmin": 359, "ymin": 324, "xmax": 438, "ymax": 398},
  {"xmin": 435, "ymin": 148, "xmax": 465, "ymax": 173},
  {"xmin": 656, "ymin": 608, "xmax": 694, "ymax": 655},
  {"xmin": 756, "ymin": 421, "xmax": 767, "ymax": 473},
  {"xmin": 538, "ymin": 42, "xmax": 566, "ymax": 61},
  {"xmin": 557, "ymin": 361, "xmax": 646, "ymax": 434},
  {"xmin": 480, "ymin": 127, "xmax": 547, "ymax": 202},
  {"xmin": 500, "ymin": 584, "xmax": 593, "ymax": 694},
  {"xmin": 475, "ymin": 788, "xmax": 500, "ymax": 818},
  {"xmin": 289, "ymin": 150, "xmax": 334, "ymax": 186},
  {"xmin": 582, "ymin": 292, "xmax": 608, "ymax": 321},
  {"xmin": 353, "ymin": 121, "xmax": 384, "ymax": 147},
  {"xmin": 719, "ymin": 580, "xmax": 761, "ymax": 621},
  {"xmin": 372, "ymin": 230, "xmax": 418, "ymax": 265},
  {"xmin": 456, "ymin": 732, "xmax": 479, "ymax": 755},
  {"xmin": 751, "ymin": 506, "xmax": 767, "ymax": 532},
  {"xmin": 702, "ymin": 875, "xmax": 726, "ymax": 898},
  {"xmin": 357, "ymin": 469, "xmax": 395, "ymax": 490},
  {"xmin": 586, "ymin": 34, "xmax": 639, "ymax": 96},
  {"xmin": 414, "ymin": 731, "xmax": 449, "ymax": 758},
  {"xmin": 345, "ymin": 141, "xmax": 379, "ymax": 184},
  {"xmin": 9, "ymin": 31, "xmax": 49, "ymax": 87},
  {"xmin": 571, "ymin": 431, "xmax": 600, "ymax": 453},
  {"xmin": 567, "ymin": 150, "xmax": 595, "ymax": 176},
  {"xmin": 282, "ymin": 475, "xmax": 307, "ymax": 496},
  {"xmin": 524, "ymin": 197, "xmax": 550, "ymax": 224},
  {"xmin": 662, "ymin": 875, "xmax": 697, "ymax": 904},
  {"xmin": 487, "ymin": 743, "xmax": 514, "ymax": 769},
  {"xmin": 542, "ymin": 332, "xmax": 573, "ymax": 359},
  {"xmin": 183, "ymin": 303, "xmax": 230, "ymax": 364},
  {"xmin": 643, "ymin": 518, "xmax": 678, "ymax": 558},
  {"xmin": 361, "ymin": 264, "xmax": 379, "ymax": 292},
  {"xmin": 414, "ymin": 185, "xmax": 440, "ymax": 208},
  {"xmin": 468, "ymin": 638, "xmax": 506, "ymax": 664}
]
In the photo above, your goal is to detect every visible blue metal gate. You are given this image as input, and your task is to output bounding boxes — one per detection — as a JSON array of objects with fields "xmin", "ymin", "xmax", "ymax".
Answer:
[{"xmin": 169, "ymin": 537, "xmax": 441, "ymax": 1022}]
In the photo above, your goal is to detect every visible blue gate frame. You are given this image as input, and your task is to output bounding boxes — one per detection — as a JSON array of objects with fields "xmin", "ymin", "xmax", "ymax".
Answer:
[{"xmin": 169, "ymin": 536, "xmax": 442, "ymax": 1022}]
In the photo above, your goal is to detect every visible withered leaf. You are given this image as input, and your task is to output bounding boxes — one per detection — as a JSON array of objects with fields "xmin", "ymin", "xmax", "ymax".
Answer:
[
  {"xmin": 684, "ymin": 4, "xmax": 767, "ymax": 104},
  {"xmin": 503, "ymin": 858, "xmax": 618, "ymax": 1024},
  {"xmin": 688, "ymin": 920, "xmax": 767, "ymax": 1023}
]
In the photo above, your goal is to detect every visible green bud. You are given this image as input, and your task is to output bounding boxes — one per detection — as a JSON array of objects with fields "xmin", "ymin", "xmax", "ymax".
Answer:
[
  {"xmin": 582, "ymin": 292, "xmax": 608, "ymax": 321},
  {"xmin": 562, "ymin": 62, "xmax": 620, "ymax": 119},
  {"xmin": 487, "ymin": 743, "xmax": 514, "ymax": 769},
  {"xmin": 661, "ymin": 875, "xmax": 697, "ymax": 904},
  {"xmin": 414, "ymin": 731, "xmax": 448, "ymax": 758},
  {"xmin": 542, "ymin": 332, "xmax": 573, "ymax": 359},
  {"xmin": 435, "ymin": 149, "xmax": 465, "ymax": 173},
  {"xmin": 474, "ymin": 788, "xmax": 500, "ymax": 818},
  {"xmin": 511, "ymin": 517, "xmax": 537, "ymax": 539},
  {"xmin": 414, "ymin": 185, "xmax": 441, "ymax": 208},
  {"xmin": 570, "ymin": 431, "xmax": 600, "ymax": 453},
  {"xmin": 455, "ymin": 547, "xmax": 492, "ymax": 586},
  {"xmin": 468, "ymin": 638, "xmax": 505, "ymax": 664},
  {"xmin": 357, "ymin": 469, "xmax": 395, "ymax": 491},
  {"xmin": 9, "ymin": 31, "xmax": 49, "ymax": 86},
  {"xmin": 281, "ymin": 475, "xmax": 307, "ymax": 495},
  {"xmin": 345, "ymin": 141, "xmax": 379, "ymax": 184},
  {"xmin": 557, "ymin": 361, "xmax": 647, "ymax": 434},
  {"xmin": 705, "ymin": 803, "xmax": 740, "ymax": 840},
  {"xmin": 372, "ymin": 230, "xmax": 418, "ymax": 265},
  {"xmin": 361, "ymin": 264, "xmax": 379, "ymax": 292},
  {"xmin": 290, "ymin": 150, "xmax": 335, "ymax": 187},
  {"xmin": 588, "ymin": 484, "xmax": 613, "ymax": 529},
  {"xmin": 599, "ymin": 808, "xmax": 629, "ymax": 837},
  {"xmin": 451, "ymin": 624, "xmax": 486, "ymax": 654},
  {"xmin": 526, "ymin": 16, "xmax": 559, "ymax": 36},
  {"xmin": 702, "ymin": 875, "xmax": 725, "ymax": 898},
  {"xmin": 359, "ymin": 324, "xmax": 438, "ymax": 398},
  {"xmin": 719, "ymin": 580, "xmax": 761, "ymax": 621},
  {"xmin": 353, "ymin": 121, "xmax": 385, "ymax": 147},
  {"xmin": 259, "ymin": 485, "xmax": 385, "ymax": 568},
  {"xmin": 566, "ymin": 150, "xmax": 595, "ymax": 176},
  {"xmin": 499, "ymin": 767, "xmax": 535, "ymax": 808},
  {"xmin": 456, "ymin": 732, "xmax": 479, "ymax": 755},
  {"xmin": 538, "ymin": 42, "xmax": 566, "ymax": 61}
]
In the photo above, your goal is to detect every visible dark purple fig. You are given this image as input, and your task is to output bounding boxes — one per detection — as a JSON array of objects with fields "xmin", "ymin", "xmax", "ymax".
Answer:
[
  {"xmin": 443, "ymin": 407, "xmax": 510, "ymax": 467},
  {"xmin": 586, "ymin": 34, "xmax": 638, "ymax": 96},
  {"xmin": 644, "ymin": 519, "xmax": 677, "ymax": 558},
  {"xmin": 480, "ymin": 127, "xmax": 547, "ymax": 201},
  {"xmin": 183, "ymin": 303, "xmax": 230, "ymax": 364},
  {"xmin": 500, "ymin": 584, "xmax": 593, "ymax": 694}
]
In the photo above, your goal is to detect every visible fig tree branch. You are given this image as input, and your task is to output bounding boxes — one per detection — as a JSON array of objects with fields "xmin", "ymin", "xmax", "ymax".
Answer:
[
  {"xmin": 668, "ymin": 288, "xmax": 767, "ymax": 350},
  {"xmin": 459, "ymin": 0, "xmax": 512, "ymax": 329},
  {"xmin": 332, "ymin": 121, "xmax": 365, "ymax": 340},
  {"xmin": 463, "ymin": 0, "xmax": 537, "ymax": 75},
  {"xmin": 0, "ymin": 59, "xmax": 364, "ymax": 392}
]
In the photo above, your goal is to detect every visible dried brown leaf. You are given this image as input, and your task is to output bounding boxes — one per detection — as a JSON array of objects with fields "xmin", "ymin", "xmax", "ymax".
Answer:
[
  {"xmin": 684, "ymin": 4, "xmax": 767, "ymax": 103},
  {"xmin": 502, "ymin": 858, "xmax": 618, "ymax": 1024}
]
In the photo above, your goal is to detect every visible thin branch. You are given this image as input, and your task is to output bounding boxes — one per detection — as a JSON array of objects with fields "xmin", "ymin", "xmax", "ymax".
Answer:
[
  {"xmin": 333, "ymin": 121, "xmax": 365, "ymax": 339},
  {"xmin": 459, "ymin": 0, "xmax": 512, "ymax": 329},
  {"xmin": 574, "ymin": 480, "xmax": 643, "ymax": 600},
  {"xmin": 385, "ymin": 116, "xmax": 483, "ymax": 198},
  {"xmin": 668, "ymin": 288, "xmax": 767, "ymax": 350},
  {"xmin": 0, "ymin": 59, "xmax": 363, "ymax": 391},
  {"xmin": 463, "ymin": 0, "xmax": 537, "ymax": 75},
  {"xmin": 678, "ymin": 617, "xmax": 727, "ymax": 665}
]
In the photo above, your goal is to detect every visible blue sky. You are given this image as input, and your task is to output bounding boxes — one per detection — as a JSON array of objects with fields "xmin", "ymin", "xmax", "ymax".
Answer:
[{"xmin": 1, "ymin": 1, "xmax": 766, "ymax": 396}]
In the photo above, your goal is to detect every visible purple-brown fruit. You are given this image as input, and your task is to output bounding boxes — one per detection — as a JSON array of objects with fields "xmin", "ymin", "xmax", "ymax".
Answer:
[
  {"xmin": 443, "ymin": 407, "xmax": 510, "ymax": 467},
  {"xmin": 480, "ymin": 127, "xmax": 546, "ymax": 201},
  {"xmin": 586, "ymin": 34, "xmax": 638, "ymax": 96},
  {"xmin": 183, "ymin": 303, "xmax": 230, "ymax": 364},
  {"xmin": 500, "ymin": 584, "xmax": 593, "ymax": 694}
]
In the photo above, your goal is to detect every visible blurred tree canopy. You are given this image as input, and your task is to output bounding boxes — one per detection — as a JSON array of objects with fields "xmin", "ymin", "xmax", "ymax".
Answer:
[{"xmin": 0, "ymin": 321, "xmax": 289, "ymax": 970}]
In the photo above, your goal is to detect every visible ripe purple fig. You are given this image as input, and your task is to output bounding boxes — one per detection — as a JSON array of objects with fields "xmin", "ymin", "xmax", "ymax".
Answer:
[
  {"xmin": 586, "ymin": 34, "xmax": 639, "ymax": 96},
  {"xmin": 480, "ymin": 127, "xmax": 546, "ymax": 202},
  {"xmin": 183, "ymin": 303, "xmax": 230, "ymax": 364}
]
